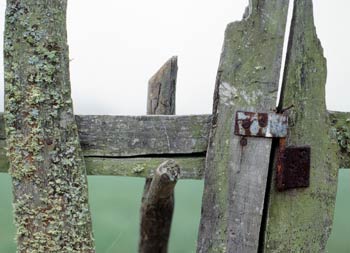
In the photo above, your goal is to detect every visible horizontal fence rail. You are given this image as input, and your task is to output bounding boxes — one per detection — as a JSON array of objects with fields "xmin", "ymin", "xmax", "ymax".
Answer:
[
  {"xmin": 0, "ymin": 113, "xmax": 211, "ymax": 179},
  {"xmin": 0, "ymin": 112, "xmax": 348, "ymax": 179}
]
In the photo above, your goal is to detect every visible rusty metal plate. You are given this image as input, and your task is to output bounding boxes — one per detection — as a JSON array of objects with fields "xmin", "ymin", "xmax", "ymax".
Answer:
[
  {"xmin": 276, "ymin": 145, "xmax": 311, "ymax": 191},
  {"xmin": 234, "ymin": 111, "xmax": 288, "ymax": 138}
]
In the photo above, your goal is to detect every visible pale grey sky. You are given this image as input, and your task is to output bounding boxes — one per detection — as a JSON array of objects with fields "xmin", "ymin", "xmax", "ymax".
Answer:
[{"xmin": 0, "ymin": 0, "xmax": 349, "ymax": 115}]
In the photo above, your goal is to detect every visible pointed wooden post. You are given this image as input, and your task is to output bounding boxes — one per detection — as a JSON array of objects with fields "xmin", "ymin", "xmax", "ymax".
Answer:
[
  {"xmin": 197, "ymin": 0, "xmax": 290, "ymax": 252},
  {"xmin": 262, "ymin": 0, "xmax": 340, "ymax": 252},
  {"xmin": 139, "ymin": 57, "xmax": 179, "ymax": 253}
]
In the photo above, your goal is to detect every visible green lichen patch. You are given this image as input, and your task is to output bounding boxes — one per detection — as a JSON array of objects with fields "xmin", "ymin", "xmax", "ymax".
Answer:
[{"xmin": 4, "ymin": 1, "xmax": 95, "ymax": 252}]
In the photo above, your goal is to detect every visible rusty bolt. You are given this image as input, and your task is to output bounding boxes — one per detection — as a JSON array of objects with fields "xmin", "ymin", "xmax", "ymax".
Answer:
[
  {"xmin": 240, "ymin": 137, "xmax": 248, "ymax": 146},
  {"xmin": 258, "ymin": 113, "xmax": 268, "ymax": 127},
  {"xmin": 242, "ymin": 119, "xmax": 251, "ymax": 129}
]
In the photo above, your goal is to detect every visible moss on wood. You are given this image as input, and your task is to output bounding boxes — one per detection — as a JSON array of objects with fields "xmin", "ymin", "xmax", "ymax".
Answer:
[
  {"xmin": 263, "ymin": 1, "xmax": 339, "ymax": 252},
  {"xmin": 4, "ymin": 1, "xmax": 95, "ymax": 251}
]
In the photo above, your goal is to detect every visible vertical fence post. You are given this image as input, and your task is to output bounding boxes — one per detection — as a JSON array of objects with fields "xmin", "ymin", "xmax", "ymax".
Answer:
[
  {"xmin": 139, "ymin": 56, "xmax": 179, "ymax": 253},
  {"xmin": 4, "ymin": 1, "xmax": 95, "ymax": 252},
  {"xmin": 262, "ymin": 0, "xmax": 339, "ymax": 251},
  {"xmin": 197, "ymin": 1, "xmax": 289, "ymax": 252}
]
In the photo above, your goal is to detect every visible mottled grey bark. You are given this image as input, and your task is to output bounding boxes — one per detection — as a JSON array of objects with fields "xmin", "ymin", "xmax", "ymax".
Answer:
[
  {"xmin": 4, "ymin": 1, "xmax": 95, "ymax": 252},
  {"xmin": 197, "ymin": 0, "xmax": 289, "ymax": 252},
  {"xmin": 139, "ymin": 160, "xmax": 180, "ymax": 253},
  {"xmin": 262, "ymin": 0, "xmax": 339, "ymax": 251},
  {"xmin": 139, "ymin": 57, "xmax": 179, "ymax": 253}
]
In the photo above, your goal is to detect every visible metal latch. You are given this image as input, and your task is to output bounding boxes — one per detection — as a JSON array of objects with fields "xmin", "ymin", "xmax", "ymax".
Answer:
[{"xmin": 234, "ymin": 111, "xmax": 310, "ymax": 191}]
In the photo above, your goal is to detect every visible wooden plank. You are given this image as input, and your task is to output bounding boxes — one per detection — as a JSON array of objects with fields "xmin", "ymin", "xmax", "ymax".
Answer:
[
  {"xmin": 76, "ymin": 114, "xmax": 210, "ymax": 156},
  {"xmin": 0, "ymin": 152, "xmax": 204, "ymax": 179},
  {"xmin": 329, "ymin": 111, "xmax": 350, "ymax": 168},
  {"xmin": 85, "ymin": 157, "xmax": 204, "ymax": 179},
  {"xmin": 262, "ymin": 0, "xmax": 339, "ymax": 252},
  {"xmin": 0, "ymin": 113, "xmax": 211, "ymax": 156},
  {"xmin": 197, "ymin": 0, "xmax": 290, "ymax": 252}
]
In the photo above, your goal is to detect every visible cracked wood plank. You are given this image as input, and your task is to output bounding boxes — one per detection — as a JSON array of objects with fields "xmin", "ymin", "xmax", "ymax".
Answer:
[
  {"xmin": 262, "ymin": 0, "xmax": 339, "ymax": 252},
  {"xmin": 197, "ymin": 0, "xmax": 290, "ymax": 252},
  {"xmin": 76, "ymin": 114, "xmax": 210, "ymax": 157},
  {"xmin": 0, "ymin": 113, "xmax": 211, "ymax": 157}
]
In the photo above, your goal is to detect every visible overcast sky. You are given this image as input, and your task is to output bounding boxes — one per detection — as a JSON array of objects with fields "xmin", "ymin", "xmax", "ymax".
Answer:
[{"xmin": 0, "ymin": 0, "xmax": 349, "ymax": 115}]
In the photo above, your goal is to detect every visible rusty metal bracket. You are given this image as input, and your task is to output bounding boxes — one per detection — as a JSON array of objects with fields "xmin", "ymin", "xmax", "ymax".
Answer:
[
  {"xmin": 234, "ymin": 111, "xmax": 310, "ymax": 191},
  {"xmin": 234, "ymin": 111, "xmax": 288, "ymax": 138},
  {"xmin": 276, "ymin": 139, "xmax": 310, "ymax": 191}
]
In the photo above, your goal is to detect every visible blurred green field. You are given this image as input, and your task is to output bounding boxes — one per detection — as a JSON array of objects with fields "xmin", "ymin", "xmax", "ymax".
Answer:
[{"xmin": 0, "ymin": 170, "xmax": 349, "ymax": 252}]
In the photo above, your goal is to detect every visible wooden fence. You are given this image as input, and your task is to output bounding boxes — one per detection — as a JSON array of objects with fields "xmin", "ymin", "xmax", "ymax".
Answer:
[{"xmin": 1, "ymin": 0, "xmax": 349, "ymax": 252}]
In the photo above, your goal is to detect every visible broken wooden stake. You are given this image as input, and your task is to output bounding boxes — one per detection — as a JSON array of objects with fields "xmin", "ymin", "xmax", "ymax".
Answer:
[{"xmin": 139, "ymin": 160, "xmax": 180, "ymax": 253}]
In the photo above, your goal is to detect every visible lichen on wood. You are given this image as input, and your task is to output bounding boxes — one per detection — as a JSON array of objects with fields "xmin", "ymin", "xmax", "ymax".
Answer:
[
  {"xmin": 4, "ymin": 0, "xmax": 95, "ymax": 251},
  {"xmin": 262, "ymin": 0, "xmax": 339, "ymax": 252}
]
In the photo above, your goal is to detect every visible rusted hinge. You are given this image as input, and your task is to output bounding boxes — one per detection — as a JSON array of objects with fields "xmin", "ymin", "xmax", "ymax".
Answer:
[{"xmin": 234, "ymin": 111, "xmax": 310, "ymax": 191}]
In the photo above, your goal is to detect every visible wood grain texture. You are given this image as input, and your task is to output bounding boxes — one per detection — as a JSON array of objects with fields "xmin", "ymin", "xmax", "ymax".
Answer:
[
  {"xmin": 197, "ymin": 0, "xmax": 289, "ymax": 252},
  {"xmin": 139, "ymin": 160, "xmax": 180, "ymax": 253},
  {"xmin": 262, "ymin": 0, "xmax": 339, "ymax": 252},
  {"xmin": 76, "ymin": 114, "xmax": 211, "ymax": 157},
  {"xmin": 147, "ymin": 56, "xmax": 177, "ymax": 115}
]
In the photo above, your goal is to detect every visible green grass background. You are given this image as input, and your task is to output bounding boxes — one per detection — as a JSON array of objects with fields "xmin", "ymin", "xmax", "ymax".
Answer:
[{"xmin": 0, "ymin": 170, "xmax": 349, "ymax": 252}]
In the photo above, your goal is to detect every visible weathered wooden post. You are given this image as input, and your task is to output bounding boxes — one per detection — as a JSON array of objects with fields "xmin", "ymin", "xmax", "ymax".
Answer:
[
  {"xmin": 197, "ymin": 0, "xmax": 290, "ymax": 252},
  {"xmin": 4, "ymin": 0, "xmax": 95, "ymax": 252},
  {"xmin": 262, "ymin": 0, "xmax": 339, "ymax": 251},
  {"xmin": 139, "ymin": 57, "xmax": 180, "ymax": 253},
  {"xmin": 1, "ymin": 0, "xmax": 348, "ymax": 251},
  {"xmin": 197, "ymin": 0, "xmax": 345, "ymax": 252}
]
